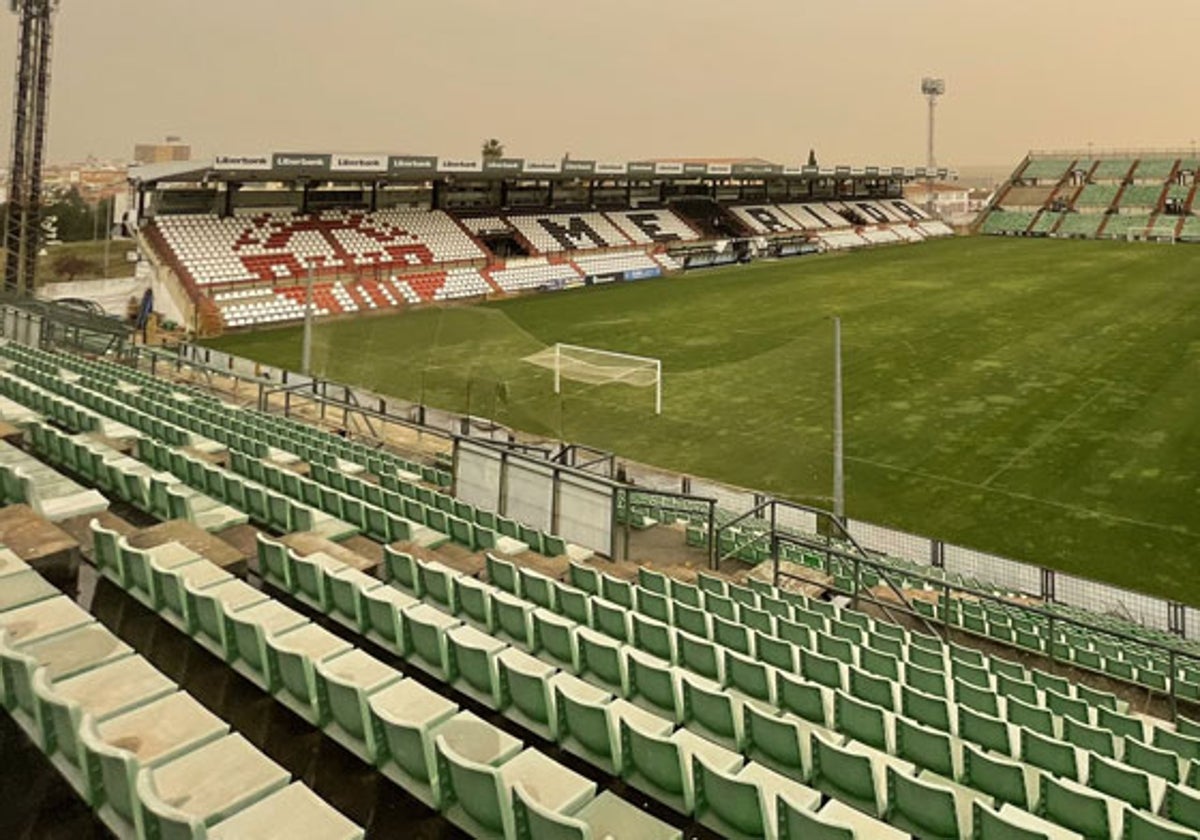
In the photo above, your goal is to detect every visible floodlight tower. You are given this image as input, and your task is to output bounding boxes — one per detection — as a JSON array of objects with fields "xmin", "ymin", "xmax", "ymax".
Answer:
[
  {"xmin": 920, "ymin": 77, "xmax": 945, "ymax": 216},
  {"xmin": 5, "ymin": 0, "xmax": 60, "ymax": 297}
]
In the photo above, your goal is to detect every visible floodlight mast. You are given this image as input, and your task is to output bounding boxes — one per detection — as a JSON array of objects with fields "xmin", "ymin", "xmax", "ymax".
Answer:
[
  {"xmin": 921, "ymin": 77, "xmax": 945, "ymax": 216},
  {"xmin": 5, "ymin": 0, "xmax": 60, "ymax": 297}
]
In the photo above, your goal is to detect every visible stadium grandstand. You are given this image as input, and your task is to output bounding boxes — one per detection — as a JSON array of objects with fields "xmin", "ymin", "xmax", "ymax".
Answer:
[
  {"xmin": 7, "ymin": 285, "xmax": 1200, "ymax": 839},
  {"xmin": 127, "ymin": 153, "xmax": 954, "ymax": 333},
  {"xmin": 978, "ymin": 149, "xmax": 1200, "ymax": 242}
]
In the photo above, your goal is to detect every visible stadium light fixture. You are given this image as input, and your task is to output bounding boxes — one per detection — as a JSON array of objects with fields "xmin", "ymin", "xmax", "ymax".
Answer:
[{"xmin": 920, "ymin": 77, "xmax": 945, "ymax": 215}]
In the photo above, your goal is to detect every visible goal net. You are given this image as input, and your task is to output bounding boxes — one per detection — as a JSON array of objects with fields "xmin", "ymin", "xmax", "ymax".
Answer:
[{"xmin": 523, "ymin": 343, "xmax": 662, "ymax": 414}]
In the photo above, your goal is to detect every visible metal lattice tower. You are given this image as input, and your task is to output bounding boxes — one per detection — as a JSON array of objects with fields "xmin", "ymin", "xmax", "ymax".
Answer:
[
  {"xmin": 920, "ymin": 77, "xmax": 945, "ymax": 216},
  {"xmin": 5, "ymin": 0, "xmax": 58, "ymax": 297}
]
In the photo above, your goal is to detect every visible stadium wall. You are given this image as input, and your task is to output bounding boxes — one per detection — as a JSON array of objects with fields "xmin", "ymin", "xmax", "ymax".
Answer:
[{"xmin": 173, "ymin": 340, "xmax": 1200, "ymax": 640}]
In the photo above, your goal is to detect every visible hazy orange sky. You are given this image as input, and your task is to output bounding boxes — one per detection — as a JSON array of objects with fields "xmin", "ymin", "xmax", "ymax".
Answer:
[{"xmin": 3, "ymin": 0, "xmax": 1199, "ymax": 168}]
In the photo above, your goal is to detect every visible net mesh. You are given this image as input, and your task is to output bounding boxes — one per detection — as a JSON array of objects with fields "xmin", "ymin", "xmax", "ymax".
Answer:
[{"xmin": 523, "ymin": 345, "xmax": 659, "ymax": 387}]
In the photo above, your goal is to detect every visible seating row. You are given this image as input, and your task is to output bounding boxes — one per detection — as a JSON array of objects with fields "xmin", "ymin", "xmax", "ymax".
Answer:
[
  {"xmin": 87, "ymin": 521, "xmax": 681, "ymax": 840},
  {"xmin": 467, "ymin": 554, "xmax": 1200, "ymax": 840},
  {"xmin": 0, "ymin": 550, "xmax": 362, "ymax": 840}
]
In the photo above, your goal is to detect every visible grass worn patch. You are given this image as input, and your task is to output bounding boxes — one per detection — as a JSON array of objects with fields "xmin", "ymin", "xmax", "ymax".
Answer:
[{"xmin": 206, "ymin": 237, "xmax": 1200, "ymax": 604}]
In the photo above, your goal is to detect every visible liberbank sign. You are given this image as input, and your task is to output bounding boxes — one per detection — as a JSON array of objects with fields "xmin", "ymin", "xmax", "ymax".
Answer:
[{"xmin": 205, "ymin": 152, "xmax": 916, "ymax": 181}]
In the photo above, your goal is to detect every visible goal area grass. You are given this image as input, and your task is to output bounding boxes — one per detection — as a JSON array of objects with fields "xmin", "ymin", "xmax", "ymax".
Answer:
[{"xmin": 206, "ymin": 237, "xmax": 1200, "ymax": 603}]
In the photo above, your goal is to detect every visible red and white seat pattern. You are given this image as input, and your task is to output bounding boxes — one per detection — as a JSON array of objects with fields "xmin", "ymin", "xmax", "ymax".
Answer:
[
  {"xmin": 390, "ymin": 267, "xmax": 494, "ymax": 304},
  {"xmin": 152, "ymin": 209, "xmax": 486, "ymax": 288}
]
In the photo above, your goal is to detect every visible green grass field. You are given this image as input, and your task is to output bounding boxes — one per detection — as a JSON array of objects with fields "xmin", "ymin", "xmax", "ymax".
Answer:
[{"xmin": 205, "ymin": 237, "xmax": 1200, "ymax": 603}]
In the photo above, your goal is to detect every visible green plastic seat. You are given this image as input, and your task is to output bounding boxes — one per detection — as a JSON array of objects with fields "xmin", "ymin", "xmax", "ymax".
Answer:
[
  {"xmin": 444, "ymin": 623, "xmax": 507, "ymax": 707},
  {"xmin": 497, "ymin": 647, "xmax": 558, "ymax": 740},
  {"xmin": 1008, "ymin": 695, "xmax": 1056, "ymax": 738},
  {"xmin": 265, "ymin": 623, "xmax": 353, "ymax": 721},
  {"xmin": 402, "ymin": 603, "xmax": 462, "ymax": 676},
  {"xmin": 383, "ymin": 546, "xmax": 421, "ymax": 595},
  {"xmin": 809, "ymin": 733, "xmax": 882, "ymax": 817},
  {"xmin": 1087, "ymin": 752, "xmax": 1153, "ymax": 811},
  {"xmin": 776, "ymin": 670, "xmax": 830, "ymax": 726},
  {"xmin": 755, "ymin": 631, "xmax": 798, "ymax": 673},
  {"xmin": 901, "ymin": 684, "xmax": 951, "ymax": 732},
  {"xmin": 691, "ymin": 754, "xmax": 821, "ymax": 840},
  {"xmin": 680, "ymin": 672, "xmax": 743, "ymax": 750},
  {"xmin": 554, "ymin": 675, "xmax": 622, "ymax": 772},
  {"xmin": 592, "ymin": 597, "xmax": 631, "ymax": 643},
  {"xmin": 438, "ymin": 739, "xmax": 595, "ymax": 840},
  {"xmin": 1164, "ymin": 782, "xmax": 1200, "ymax": 832},
  {"xmin": 577, "ymin": 627, "xmax": 627, "ymax": 694},
  {"xmin": 677, "ymin": 631, "xmax": 723, "ymax": 683},
  {"xmin": 456, "ymin": 576, "xmax": 496, "ymax": 631},
  {"xmin": 955, "ymin": 678, "xmax": 999, "ymax": 717},
  {"xmin": 624, "ymin": 649, "xmax": 679, "ymax": 719},
  {"xmin": 894, "ymin": 716, "xmax": 958, "ymax": 779},
  {"xmin": 367, "ymin": 679, "xmax": 459, "ymax": 806},
  {"xmin": 834, "ymin": 690, "xmax": 890, "ymax": 752},
  {"xmin": 849, "ymin": 666, "xmax": 896, "ymax": 712},
  {"xmin": 1063, "ymin": 715, "xmax": 1115, "ymax": 759},
  {"xmin": 1123, "ymin": 809, "xmax": 1200, "ymax": 840},
  {"xmin": 962, "ymin": 743, "xmax": 1034, "ymax": 809},
  {"xmin": 1156, "ymin": 728, "xmax": 1200, "ymax": 763},
  {"xmin": 800, "ymin": 648, "xmax": 845, "ymax": 691},
  {"xmin": 568, "ymin": 561, "xmax": 599, "ymax": 595},
  {"xmin": 972, "ymin": 801, "xmax": 1058, "ymax": 840},
  {"xmin": 492, "ymin": 590, "xmax": 536, "ymax": 648},
  {"xmin": 1037, "ymin": 774, "xmax": 1113, "ymax": 840},
  {"xmin": 512, "ymin": 784, "xmax": 682, "ymax": 840},
  {"xmin": 884, "ymin": 765, "xmax": 969, "ymax": 840},
  {"xmin": 77, "ymin": 690, "xmax": 230, "ymax": 826},
  {"xmin": 631, "ymin": 613, "xmax": 675, "ymax": 662},
  {"xmin": 724, "ymin": 645, "xmax": 773, "ymax": 701},
  {"xmin": 1021, "ymin": 726, "xmax": 1082, "ymax": 781},
  {"xmin": 635, "ymin": 588, "xmax": 672, "ymax": 624},
  {"xmin": 314, "ymin": 649, "xmax": 402, "ymax": 756},
  {"xmin": 1125, "ymin": 736, "xmax": 1183, "ymax": 783},
  {"xmin": 619, "ymin": 718, "xmax": 741, "ymax": 816},
  {"xmin": 134, "ymin": 734, "xmax": 291, "ymax": 840},
  {"xmin": 519, "ymin": 568, "xmax": 557, "ymax": 611},
  {"xmin": 416, "ymin": 558, "xmax": 459, "ymax": 612},
  {"xmin": 555, "ymin": 582, "xmax": 593, "ymax": 627},
  {"xmin": 673, "ymin": 601, "xmax": 711, "ymax": 638},
  {"xmin": 360, "ymin": 584, "xmax": 417, "ymax": 651},
  {"xmin": 599, "ymin": 574, "xmax": 634, "ymax": 609},
  {"xmin": 958, "ymin": 705, "xmax": 1012, "ymax": 755},
  {"xmin": 532, "ymin": 608, "xmax": 580, "ymax": 672},
  {"xmin": 482, "ymin": 554, "xmax": 520, "ymax": 592},
  {"xmin": 906, "ymin": 661, "xmax": 948, "ymax": 698},
  {"xmin": 226, "ymin": 600, "xmax": 309, "ymax": 690},
  {"xmin": 32, "ymin": 654, "xmax": 177, "ymax": 766},
  {"xmin": 743, "ymin": 703, "xmax": 811, "ymax": 781}
]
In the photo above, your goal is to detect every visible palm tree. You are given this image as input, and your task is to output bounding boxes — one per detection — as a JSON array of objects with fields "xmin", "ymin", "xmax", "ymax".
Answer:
[{"xmin": 481, "ymin": 138, "xmax": 505, "ymax": 162}]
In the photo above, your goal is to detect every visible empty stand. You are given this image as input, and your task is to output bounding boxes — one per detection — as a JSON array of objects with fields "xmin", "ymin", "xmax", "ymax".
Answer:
[
  {"xmin": 606, "ymin": 209, "xmax": 700, "ymax": 244},
  {"xmin": 505, "ymin": 212, "xmax": 630, "ymax": 254},
  {"xmin": 152, "ymin": 208, "xmax": 486, "ymax": 289}
]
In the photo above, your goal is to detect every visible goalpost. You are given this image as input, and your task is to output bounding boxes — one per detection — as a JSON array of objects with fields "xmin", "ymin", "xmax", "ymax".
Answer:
[{"xmin": 523, "ymin": 343, "xmax": 663, "ymax": 415}]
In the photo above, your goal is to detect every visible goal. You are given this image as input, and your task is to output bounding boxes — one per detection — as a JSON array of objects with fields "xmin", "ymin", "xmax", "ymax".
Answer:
[{"xmin": 523, "ymin": 343, "xmax": 663, "ymax": 414}]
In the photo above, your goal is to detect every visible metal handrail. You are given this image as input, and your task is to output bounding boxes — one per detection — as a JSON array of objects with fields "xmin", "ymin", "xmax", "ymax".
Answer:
[{"xmin": 772, "ymin": 526, "xmax": 1199, "ymax": 719}]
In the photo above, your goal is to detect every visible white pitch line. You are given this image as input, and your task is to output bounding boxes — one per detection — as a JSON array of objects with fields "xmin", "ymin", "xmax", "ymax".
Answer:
[
  {"xmin": 844, "ymin": 453, "xmax": 1196, "ymax": 538},
  {"xmin": 981, "ymin": 381, "xmax": 1113, "ymax": 487}
]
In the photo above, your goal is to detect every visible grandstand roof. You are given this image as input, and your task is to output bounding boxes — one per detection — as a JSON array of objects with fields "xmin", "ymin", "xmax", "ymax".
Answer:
[{"xmin": 128, "ymin": 150, "xmax": 953, "ymax": 188}]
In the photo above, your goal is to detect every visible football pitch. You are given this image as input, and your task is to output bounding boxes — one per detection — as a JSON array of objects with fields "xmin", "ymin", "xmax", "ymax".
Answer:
[{"xmin": 205, "ymin": 237, "xmax": 1200, "ymax": 604}]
